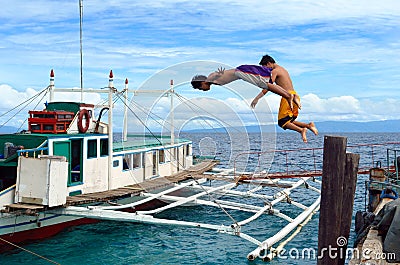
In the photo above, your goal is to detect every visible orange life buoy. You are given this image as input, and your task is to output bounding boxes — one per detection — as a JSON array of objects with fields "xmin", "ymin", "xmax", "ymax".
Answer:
[{"xmin": 77, "ymin": 109, "xmax": 90, "ymax": 133}]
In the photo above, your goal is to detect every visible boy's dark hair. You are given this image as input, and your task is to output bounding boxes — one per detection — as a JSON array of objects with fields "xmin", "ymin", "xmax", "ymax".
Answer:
[
  {"xmin": 259, "ymin": 54, "xmax": 276, "ymax": 65},
  {"xmin": 191, "ymin": 75, "xmax": 207, "ymax": 89}
]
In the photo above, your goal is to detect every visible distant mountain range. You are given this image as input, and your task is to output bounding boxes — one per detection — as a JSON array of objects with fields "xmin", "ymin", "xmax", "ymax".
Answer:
[
  {"xmin": 183, "ymin": 119, "xmax": 400, "ymax": 133},
  {"xmin": 308, "ymin": 120, "xmax": 400, "ymax": 133},
  {"xmin": 1, "ymin": 120, "xmax": 399, "ymax": 134},
  {"xmin": 0, "ymin": 126, "xmax": 20, "ymax": 134}
]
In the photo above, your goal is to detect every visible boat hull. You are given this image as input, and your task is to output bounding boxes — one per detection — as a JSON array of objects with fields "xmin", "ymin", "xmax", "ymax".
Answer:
[{"xmin": 0, "ymin": 197, "xmax": 169, "ymax": 251}]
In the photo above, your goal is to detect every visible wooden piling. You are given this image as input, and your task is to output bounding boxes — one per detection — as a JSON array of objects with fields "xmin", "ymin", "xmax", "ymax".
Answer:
[
  {"xmin": 317, "ymin": 136, "xmax": 359, "ymax": 265},
  {"xmin": 338, "ymin": 153, "xmax": 360, "ymax": 265}
]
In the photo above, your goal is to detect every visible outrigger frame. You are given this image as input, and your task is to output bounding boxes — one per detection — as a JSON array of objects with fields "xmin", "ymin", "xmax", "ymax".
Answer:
[{"xmin": 49, "ymin": 168, "xmax": 321, "ymax": 262}]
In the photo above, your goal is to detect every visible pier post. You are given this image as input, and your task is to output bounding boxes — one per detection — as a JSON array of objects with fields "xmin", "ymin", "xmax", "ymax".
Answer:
[{"xmin": 317, "ymin": 136, "xmax": 359, "ymax": 265}]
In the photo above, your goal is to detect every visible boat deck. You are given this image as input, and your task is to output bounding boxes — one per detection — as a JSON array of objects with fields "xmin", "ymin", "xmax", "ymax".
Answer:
[
  {"xmin": 66, "ymin": 160, "xmax": 218, "ymax": 205},
  {"xmin": 3, "ymin": 160, "xmax": 219, "ymax": 213}
]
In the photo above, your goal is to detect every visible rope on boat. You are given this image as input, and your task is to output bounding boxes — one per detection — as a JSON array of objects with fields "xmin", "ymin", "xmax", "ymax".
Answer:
[
  {"xmin": 16, "ymin": 87, "xmax": 50, "ymax": 132},
  {"xmin": 0, "ymin": 86, "xmax": 49, "ymax": 131},
  {"xmin": 174, "ymin": 92, "xmax": 248, "ymax": 134},
  {"xmin": 0, "ymin": 237, "xmax": 60, "ymax": 264},
  {"xmin": 188, "ymin": 174, "xmax": 240, "ymax": 228},
  {"xmin": 116, "ymin": 93, "xmax": 243, "ymax": 225}
]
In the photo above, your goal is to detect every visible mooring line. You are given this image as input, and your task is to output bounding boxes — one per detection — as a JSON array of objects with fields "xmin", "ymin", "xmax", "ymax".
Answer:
[{"xmin": 0, "ymin": 237, "xmax": 60, "ymax": 264}]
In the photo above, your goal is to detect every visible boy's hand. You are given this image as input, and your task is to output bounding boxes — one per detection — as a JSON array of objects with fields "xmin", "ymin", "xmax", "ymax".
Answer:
[
  {"xmin": 216, "ymin": 67, "xmax": 225, "ymax": 75},
  {"xmin": 251, "ymin": 98, "xmax": 258, "ymax": 108}
]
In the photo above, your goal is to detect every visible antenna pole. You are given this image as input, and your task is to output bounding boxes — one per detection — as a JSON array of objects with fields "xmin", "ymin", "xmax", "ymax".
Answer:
[
  {"xmin": 170, "ymin": 80, "xmax": 174, "ymax": 144},
  {"xmin": 79, "ymin": 0, "xmax": 84, "ymax": 102},
  {"xmin": 123, "ymin": 78, "xmax": 128, "ymax": 142}
]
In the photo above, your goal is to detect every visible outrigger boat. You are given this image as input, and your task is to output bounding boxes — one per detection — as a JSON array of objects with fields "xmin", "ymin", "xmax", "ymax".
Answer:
[
  {"xmin": 0, "ymin": 1, "xmax": 322, "ymax": 261},
  {"xmin": 0, "ymin": 69, "xmax": 323, "ymax": 262},
  {"xmin": 0, "ymin": 70, "xmax": 195, "ymax": 248}
]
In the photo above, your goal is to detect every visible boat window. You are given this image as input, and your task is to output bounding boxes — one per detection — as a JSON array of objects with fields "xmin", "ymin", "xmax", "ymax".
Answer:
[
  {"xmin": 113, "ymin": 160, "xmax": 119, "ymax": 167},
  {"xmin": 123, "ymin": 154, "xmax": 131, "ymax": 170},
  {"xmin": 31, "ymin": 124, "xmax": 40, "ymax": 131},
  {"xmin": 100, "ymin": 139, "xmax": 108, "ymax": 156},
  {"xmin": 44, "ymin": 124, "xmax": 54, "ymax": 131},
  {"xmin": 132, "ymin": 153, "xmax": 142, "ymax": 168},
  {"xmin": 87, "ymin": 139, "xmax": 97, "ymax": 158},
  {"xmin": 159, "ymin": 149, "xmax": 165, "ymax": 163},
  {"xmin": 185, "ymin": 144, "xmax": 191, "ymax": 156}
]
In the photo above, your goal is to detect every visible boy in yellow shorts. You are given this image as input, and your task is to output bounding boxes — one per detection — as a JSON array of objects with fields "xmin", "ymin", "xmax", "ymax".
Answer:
[{"xmin": 251, "ymin": 55, "xmax": 318, "ymax": 143}]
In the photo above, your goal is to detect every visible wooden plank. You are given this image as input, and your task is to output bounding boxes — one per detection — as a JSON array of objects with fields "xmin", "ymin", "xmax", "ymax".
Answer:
[
  {"xmin": 6, "ymin": 203, "xmax": 44, "ymax": 210},
  {"xmin": 66, "ymin": 160, "xmax": 219, "ymax": 206}
]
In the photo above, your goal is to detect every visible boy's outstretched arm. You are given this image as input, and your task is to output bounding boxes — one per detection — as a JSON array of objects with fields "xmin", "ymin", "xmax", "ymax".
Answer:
[{"xmin": 251, "ymin": 89, "xmax": 268, "ymax": 108}]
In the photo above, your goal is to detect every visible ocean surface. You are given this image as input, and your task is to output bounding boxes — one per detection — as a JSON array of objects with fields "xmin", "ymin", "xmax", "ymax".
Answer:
[{"xmin": 2, "ymin": 132, "xmax": 400, "ymax": 265}]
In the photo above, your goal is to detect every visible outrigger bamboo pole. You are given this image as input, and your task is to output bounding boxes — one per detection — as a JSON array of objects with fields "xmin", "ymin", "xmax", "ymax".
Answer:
[
  {"xmin": 247, "ymin": 196, "xmax": 321, "ymax": 261},
  {"xmin": 238, "ymin": 177, "xmax": 310, "ymax": 226},
  {"xmin": 264, "ymin": 204, "xmax": 321, "ymax": 261}
]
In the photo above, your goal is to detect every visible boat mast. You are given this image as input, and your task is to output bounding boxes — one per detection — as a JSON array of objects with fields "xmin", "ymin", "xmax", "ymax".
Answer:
[
  {"xmin": 79, "ymin": 0, "xmax": 84, "ymax": 102},
  {"xmin": 108, "ymin": 70, "xmax": 114, "ymax": 190}
]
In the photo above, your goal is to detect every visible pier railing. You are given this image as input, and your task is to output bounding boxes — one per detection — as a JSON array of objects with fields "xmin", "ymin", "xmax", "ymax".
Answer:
[{"xmin": 233, "ymin": 142, "xmax": 400, "ymax": 179}]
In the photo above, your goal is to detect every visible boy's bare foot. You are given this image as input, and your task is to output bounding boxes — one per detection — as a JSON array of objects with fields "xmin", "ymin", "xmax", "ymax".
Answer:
[
  {"xmin": 300, "ymin": 128, "xmax": 308, "ymax": 143},
  {"xmin": 294, "ymin": 94, "xmax": 301, "ymax": 109},
  {"xmin": 308, "ymin": 122, "xmax": 318, "ymax": 136}
]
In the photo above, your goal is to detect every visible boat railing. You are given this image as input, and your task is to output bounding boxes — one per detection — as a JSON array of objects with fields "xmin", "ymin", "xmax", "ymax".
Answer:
[
  {"xmin": 17, "ymin": 147, "xmax": 49, "ymax": 158},
  {"xmin": 385, "ymin": 148, "xmax": 400, "ymax": 181}
]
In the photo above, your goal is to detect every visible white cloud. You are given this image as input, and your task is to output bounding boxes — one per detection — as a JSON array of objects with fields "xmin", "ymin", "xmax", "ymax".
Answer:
[{"xmin": 1, "ymin": 0, "xmax": 399, "ymax": 126}]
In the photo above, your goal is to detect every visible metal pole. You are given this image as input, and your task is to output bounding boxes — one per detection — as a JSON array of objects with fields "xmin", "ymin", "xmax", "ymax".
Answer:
[
  {"xmin": 170, "ymin": 80, "xmax": 174, "ymax": 145},
  {"xmin": 49, "ymin": 69, "xmax": 54, "ymax": 102},
  {"xmin": 123, "ymin": 78, "xmax": 128, "ymax": 142},
  {"xmin": 108, "ymin": 70, "xmax": 114, "ymax": 190},
  {"xmin": 79, "ymin": 0, "xmax": 84, "ymax": 102}
]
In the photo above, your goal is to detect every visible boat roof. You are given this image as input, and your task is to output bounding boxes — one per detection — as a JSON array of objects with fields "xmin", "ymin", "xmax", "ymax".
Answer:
[
  {"xmin": 0, "ymin": 133, "xmax": 191, "ymax": 160},
  {"xmin": 113, "ymin": 135, "xmax": 191, "ymax": 152},
  {"xmin": 46, "ymin": 102, "xmax": 94, "ymax": 114}
]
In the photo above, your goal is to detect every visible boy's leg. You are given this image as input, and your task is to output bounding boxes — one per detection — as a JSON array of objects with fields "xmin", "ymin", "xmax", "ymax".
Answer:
[
  {"xmin": 267, "ymin": 83, "xmax": 293, "ymax": 110},
  {"xmin": 235, "ymin": 71, "xmax": 294, "ymax": 109},
  {"xmin": 283, "ymin": 122, "xmax": 308, "ymax": 143},
  {"xmin": 292, "ymin": 121, "xmax": 318, "ymax": 135}
]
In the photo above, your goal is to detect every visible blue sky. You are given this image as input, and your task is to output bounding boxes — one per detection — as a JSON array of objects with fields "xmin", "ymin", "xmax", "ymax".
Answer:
[{"xmin": 0, "ymin": 0, "xmax": 400, "ymax": 132}]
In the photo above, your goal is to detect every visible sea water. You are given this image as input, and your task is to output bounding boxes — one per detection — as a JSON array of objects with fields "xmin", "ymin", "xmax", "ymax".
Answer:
[{"xmin": 1, "ymin": 132, "xmax": 400, "ymax": 265}]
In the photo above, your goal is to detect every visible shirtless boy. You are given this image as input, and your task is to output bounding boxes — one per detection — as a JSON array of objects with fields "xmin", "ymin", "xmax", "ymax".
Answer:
[
  {"xmin": 191, "ymin": 64, "xmax": 298, "ymax": 110},
  {"xmin": 251, "ymin": 54, "xmax": 318, "ymax": 143}
]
